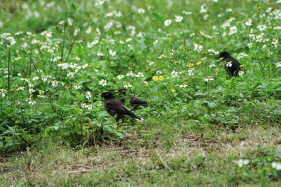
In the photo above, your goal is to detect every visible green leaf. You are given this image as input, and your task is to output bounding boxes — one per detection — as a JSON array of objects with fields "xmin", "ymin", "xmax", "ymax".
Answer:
[{"xmin": 208, "ymin": 102, "xmax": 217, "ymax": 108}]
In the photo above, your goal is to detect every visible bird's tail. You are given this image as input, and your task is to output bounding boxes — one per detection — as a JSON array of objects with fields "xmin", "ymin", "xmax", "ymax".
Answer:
[
  {"xmin": 128, "ymin": 112, "xmax": 144, "ymax": 121},
  {"xmin": 131, "ymin": 115, "xmax": 144, "ymax": 121}
]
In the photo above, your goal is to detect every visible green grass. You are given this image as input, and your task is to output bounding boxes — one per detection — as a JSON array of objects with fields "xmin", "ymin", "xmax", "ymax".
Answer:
[{"xmin": 1, "ymin": 0, "xmax": 281, "ymax": 185}]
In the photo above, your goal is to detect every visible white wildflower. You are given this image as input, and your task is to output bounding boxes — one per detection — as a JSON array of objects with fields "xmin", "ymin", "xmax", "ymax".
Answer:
[
  {"xmin": 175, "ymin": 15, "xmax": 183, "ymax": 22},
  {"xmin": 99, "ymin": 79, "xmax": 107, "ymax": 86},
  {"xmin": 164, "ymin": 19, "xmax": 172, "ymax": 26}
]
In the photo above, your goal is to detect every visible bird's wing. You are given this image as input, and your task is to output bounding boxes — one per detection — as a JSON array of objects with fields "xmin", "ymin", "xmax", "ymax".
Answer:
[
  {"xmin": 130, "ymin": 95, "xmax": 148, "ymax": 105},
  {"xmin": 225, "ymin": 57, "xmax": 241, "ymax": 67},
  {"xmin": 105, "ymin": 99, "xmax": 131, "ymax": 114}
]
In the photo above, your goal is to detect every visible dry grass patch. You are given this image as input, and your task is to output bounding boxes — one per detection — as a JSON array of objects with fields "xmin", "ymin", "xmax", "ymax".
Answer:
[{"xmin": 1, "ymin": 125, "xmax": 281, "ymax": 185}]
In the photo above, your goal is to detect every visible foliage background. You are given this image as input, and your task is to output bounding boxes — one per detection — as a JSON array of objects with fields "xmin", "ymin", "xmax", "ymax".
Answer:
[{"xmin": 0, "ymin": 0, "xmax": 281, "ymax": 185}]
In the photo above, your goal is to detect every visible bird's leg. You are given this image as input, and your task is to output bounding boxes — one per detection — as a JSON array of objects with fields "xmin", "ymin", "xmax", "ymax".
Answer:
[
  {"xmin": 117, "ymin": 122, "xmax": 124, "ymax": 128},
  {"xmin": 116, "ymin": 119, "xmax": 125, "ymax": 129}
]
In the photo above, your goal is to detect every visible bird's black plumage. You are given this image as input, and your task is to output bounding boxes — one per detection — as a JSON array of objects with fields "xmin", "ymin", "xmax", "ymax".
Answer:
[
  {"xmin": 219, "ymin": 52, "xmax": 245, "ymax": 77},
  {"xmin": 100, "ymin": 92, "xmax": 143, "ymax": 124},
  {"xmin": 116, "ymin": 89, "xmax": 149, "ymax": 108}
]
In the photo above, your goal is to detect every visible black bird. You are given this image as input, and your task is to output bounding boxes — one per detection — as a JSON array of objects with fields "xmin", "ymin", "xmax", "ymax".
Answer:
[
  {"xmin": 219, "ymin": 52, "xmax": 245, "ymax": 77},
  {"xmin": 116, "ymin": 89, "xmax": 149, "ymax": 108},
  {"xmin": 100, "ymin": 92, "xmax": 143, "ymax": 128}
]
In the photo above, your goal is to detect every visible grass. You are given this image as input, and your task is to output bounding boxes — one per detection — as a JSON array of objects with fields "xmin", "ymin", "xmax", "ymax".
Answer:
[
  {"xmin": 1, "ymin": 125, "xmax": 281, "ymax": 185},
  {"xmin": 1, "ymin": 0, "xmax": 281, "ymax": 185}
]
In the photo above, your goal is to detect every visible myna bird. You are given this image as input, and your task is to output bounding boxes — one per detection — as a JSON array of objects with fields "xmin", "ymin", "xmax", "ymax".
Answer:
[
  {"xmin": 219, "ymin": 52, "xmax": 245, "ymax": 77},
  {"xmin": 100, "ymin": 92, "xmax": 143, "ymax": 128},
  {"xmin": 116, "ymin": 88, "xmax": 149, "ymax": 109}
]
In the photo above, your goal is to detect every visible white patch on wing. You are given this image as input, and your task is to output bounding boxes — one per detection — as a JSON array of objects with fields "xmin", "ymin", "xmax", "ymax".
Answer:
[{"xmin": 124, "ymin": 106, "xmax": 132, "ymax": 111}]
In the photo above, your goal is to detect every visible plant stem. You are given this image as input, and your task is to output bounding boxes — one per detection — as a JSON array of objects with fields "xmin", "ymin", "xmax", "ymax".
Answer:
[
  {"xmin": 7, "ymin": 48, "xmax": 11, "ymax": 91},
  {"xmin": 61, "ymin": 11, "xmax": 68, "ymax": 62},
  {"xmin": 65, "ymin": 33, "xmax": 78, "ymax": 63}
]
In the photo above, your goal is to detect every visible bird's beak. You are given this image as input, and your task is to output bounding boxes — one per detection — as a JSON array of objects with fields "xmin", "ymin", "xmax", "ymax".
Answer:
[
  {"xmin": 99, "ymin": 94, "xmax": 102, "ymax": 96},
  {"xmin": 115, "ymin": 90, "xmax": 119, "ymax": 93},
  {"xmin": 219, "ymin": 57, "xmax": 223, "ymax": 60}
]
